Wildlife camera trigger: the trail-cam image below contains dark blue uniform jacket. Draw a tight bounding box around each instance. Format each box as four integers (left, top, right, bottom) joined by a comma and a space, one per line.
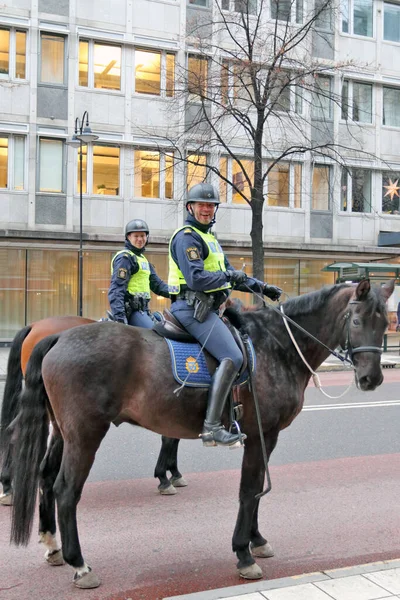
108, 240, 169, 322
170, 214, 265, 295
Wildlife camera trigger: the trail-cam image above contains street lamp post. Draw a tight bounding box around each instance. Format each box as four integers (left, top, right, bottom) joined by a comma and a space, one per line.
66, 111, 99, 317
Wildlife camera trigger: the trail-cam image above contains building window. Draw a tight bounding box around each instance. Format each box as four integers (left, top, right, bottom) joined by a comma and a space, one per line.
39, 138, 64, 193
40, 33, 65, 85
0, 136, 25, 190
232, 159, 253, 204
78, 40, 121, 91
312, 75, 332, 120
383, 86, 400, 127
76, 145, 120, 195
269, 71, 302, 113
188, 0, 208, 6
314, 0, 333, 30
219, 157, 228, 203
382, 172, 400, 214
342, 0, 373, 36
270, 0, 303, 22
135, 49, 175, 97
0, 28, 27, 80
134, 150, 173, 199
312, 165, 331, 210
341, 80, 372, 123
187, 154, 208, 188
341, 168, 372, 212
384, 2, 400, 42
267, 162, 302, 208
188, 55, 208, 100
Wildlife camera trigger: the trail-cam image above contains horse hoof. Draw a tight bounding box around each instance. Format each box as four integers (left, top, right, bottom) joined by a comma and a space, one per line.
251, 542, 274, 558
159, 484, 177, 495
46, 550, 64, 566
74, 570, 101, 589
170, 476, 188, 487
238, 563, 263, 579
0, 493, 13, 506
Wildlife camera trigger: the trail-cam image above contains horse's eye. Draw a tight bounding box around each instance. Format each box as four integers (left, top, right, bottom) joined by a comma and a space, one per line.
353, 318, 360, 326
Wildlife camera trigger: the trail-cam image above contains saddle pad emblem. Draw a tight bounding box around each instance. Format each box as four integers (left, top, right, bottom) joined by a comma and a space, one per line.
165, 338, 256, 389
186, 356, 199, 373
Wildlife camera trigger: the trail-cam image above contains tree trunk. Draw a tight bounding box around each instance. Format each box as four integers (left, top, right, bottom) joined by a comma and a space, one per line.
251, 123, 265, 284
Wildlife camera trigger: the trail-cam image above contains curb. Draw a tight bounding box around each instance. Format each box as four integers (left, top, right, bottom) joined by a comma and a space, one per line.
163, 558, 400, 600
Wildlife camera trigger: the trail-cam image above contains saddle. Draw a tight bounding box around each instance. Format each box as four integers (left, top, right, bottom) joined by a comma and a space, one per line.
154, 309, 248, 377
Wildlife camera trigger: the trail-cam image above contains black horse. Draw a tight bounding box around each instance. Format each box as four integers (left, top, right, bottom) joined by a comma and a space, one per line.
10, 280, 393, 590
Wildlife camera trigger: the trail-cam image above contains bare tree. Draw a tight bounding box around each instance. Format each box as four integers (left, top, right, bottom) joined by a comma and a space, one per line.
152, 0, 376, 280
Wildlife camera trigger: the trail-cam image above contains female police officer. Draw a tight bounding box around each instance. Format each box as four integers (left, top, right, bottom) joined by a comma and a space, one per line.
168, 183, 282, 447
108, 219, 170, 327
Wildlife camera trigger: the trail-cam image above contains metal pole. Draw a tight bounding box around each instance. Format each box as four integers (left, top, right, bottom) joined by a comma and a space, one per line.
79, 138, 83, 317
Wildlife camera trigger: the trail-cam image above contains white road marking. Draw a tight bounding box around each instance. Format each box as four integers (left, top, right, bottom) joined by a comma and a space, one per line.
303, 399, 400, 411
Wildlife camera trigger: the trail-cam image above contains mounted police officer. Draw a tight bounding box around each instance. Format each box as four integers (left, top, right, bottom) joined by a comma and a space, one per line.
109, 219, 170, 327
168, 183, 282, 447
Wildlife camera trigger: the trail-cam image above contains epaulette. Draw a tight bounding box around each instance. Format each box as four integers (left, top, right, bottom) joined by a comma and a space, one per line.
184, 228, 193, 234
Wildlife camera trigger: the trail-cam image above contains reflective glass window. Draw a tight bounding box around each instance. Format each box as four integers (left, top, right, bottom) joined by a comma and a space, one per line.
40, 33, 65, 84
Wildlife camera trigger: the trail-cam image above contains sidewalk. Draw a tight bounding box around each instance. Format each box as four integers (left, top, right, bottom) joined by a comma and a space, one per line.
164, 559, 400, 600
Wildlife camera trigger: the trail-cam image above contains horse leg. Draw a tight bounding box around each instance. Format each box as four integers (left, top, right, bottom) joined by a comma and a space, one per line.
167, 439, 188, 489
232, 432, 278, 580
249, 498, 274, 559
154, 436, 187, 495
54, 424, 109, 589
38, 427, 64, 566
0, 446, 13, 504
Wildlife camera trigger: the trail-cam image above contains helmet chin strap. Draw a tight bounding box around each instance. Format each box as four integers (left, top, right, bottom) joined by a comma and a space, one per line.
187, 203, 218, 228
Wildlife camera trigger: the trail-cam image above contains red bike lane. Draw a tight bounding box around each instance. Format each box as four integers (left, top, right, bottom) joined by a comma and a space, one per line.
1, 453, 399, 600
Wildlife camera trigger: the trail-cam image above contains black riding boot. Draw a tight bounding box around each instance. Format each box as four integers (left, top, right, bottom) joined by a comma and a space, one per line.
201, 358, 246, 447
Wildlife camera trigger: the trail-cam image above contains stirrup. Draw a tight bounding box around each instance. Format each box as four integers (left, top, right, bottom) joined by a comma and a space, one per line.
200, 425, 246, 448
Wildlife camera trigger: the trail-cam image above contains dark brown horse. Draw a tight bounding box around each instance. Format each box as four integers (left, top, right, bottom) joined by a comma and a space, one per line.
0, 316, 186, 505
10, 280, 393, 589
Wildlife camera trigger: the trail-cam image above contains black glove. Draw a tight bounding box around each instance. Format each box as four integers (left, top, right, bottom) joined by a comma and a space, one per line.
263, 284, 282, 301
228, 270, 248, 286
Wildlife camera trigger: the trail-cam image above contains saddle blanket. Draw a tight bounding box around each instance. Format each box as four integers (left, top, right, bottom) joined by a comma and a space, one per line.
165, 337, 256, 388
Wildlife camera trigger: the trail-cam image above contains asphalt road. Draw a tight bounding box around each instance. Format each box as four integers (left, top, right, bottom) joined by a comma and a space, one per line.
1, 372, 399, 600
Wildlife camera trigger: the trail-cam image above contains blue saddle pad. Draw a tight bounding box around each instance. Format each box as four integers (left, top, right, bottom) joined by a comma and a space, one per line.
165, 337, 256, 389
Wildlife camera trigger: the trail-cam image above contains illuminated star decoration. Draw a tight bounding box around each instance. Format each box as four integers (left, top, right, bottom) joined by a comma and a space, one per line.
383, 178, 400, 200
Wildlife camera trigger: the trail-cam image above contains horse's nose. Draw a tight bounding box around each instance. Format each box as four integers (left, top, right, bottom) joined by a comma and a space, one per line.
359, 373, 383, 391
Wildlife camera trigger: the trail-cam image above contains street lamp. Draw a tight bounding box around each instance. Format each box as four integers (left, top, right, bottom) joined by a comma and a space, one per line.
66, 111, 99, 317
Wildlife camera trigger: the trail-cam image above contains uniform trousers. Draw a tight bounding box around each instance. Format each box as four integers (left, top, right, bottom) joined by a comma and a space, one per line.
128, 310, 154, 328
170, 300, 243, 372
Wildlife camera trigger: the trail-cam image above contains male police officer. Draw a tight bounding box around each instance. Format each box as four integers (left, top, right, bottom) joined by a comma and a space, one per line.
169, 183, 282, 447
109, 219, 170, 327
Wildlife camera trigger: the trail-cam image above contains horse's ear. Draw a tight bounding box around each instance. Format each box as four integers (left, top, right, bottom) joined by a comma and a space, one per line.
355, 278, 371, 301
381, 279, 395, 301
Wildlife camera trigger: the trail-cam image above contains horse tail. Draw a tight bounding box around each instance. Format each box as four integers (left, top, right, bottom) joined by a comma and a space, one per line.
0, 325, 32, 455
11, 333, 60, 547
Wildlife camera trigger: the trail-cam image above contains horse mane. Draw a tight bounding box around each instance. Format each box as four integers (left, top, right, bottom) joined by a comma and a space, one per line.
225, 282, 387, 334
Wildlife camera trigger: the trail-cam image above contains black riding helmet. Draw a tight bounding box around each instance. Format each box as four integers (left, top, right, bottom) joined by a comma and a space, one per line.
186, 183, 220, 209
125, 219, 150, 246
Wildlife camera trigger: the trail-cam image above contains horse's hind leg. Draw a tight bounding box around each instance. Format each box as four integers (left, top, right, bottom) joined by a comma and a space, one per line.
39, 426, 64, 566
249, 498, 274, 559
54, 423, 109, 589
0, 447, 13, 504
154, 436, 187, 495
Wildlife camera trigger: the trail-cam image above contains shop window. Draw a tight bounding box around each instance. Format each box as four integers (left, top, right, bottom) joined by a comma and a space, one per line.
0, 248, 26, 340
39, 138, 64, 193
135, 49, 175, 97
79, 40, 121, 90
40, 33, 65, 85
0, 28, 26, 80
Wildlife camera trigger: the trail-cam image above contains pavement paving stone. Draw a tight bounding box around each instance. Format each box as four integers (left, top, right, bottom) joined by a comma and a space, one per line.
314, 574, 394, 600
365, 570, 400, 595
260, 582, 334, 599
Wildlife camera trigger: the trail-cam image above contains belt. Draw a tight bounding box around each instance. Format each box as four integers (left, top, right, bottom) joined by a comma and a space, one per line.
177, 290, 196, 303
